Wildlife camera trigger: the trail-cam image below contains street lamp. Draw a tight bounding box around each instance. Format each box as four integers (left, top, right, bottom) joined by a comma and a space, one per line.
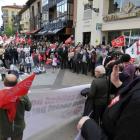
88, 0, 99, 13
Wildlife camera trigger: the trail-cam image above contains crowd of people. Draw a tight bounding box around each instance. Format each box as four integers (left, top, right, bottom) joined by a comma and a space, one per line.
0, 40, 131, 79
1, 38, 140, 140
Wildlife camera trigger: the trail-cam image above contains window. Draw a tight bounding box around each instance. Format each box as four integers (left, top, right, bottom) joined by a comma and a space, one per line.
3, 10, 8, 17
84, 4, 92, 10
11, 12, 15, 17
108, 0, 121, 14
109, 0, 140, 14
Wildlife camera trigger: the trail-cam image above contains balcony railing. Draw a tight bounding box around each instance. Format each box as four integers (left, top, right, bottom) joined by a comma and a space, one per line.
43, 15, 73, 29
4, 22, 8, 25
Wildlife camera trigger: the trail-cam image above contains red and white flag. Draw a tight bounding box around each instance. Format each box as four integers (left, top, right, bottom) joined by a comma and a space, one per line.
37, 53, 42, 62
14, 36, 19, 44
51, 44, 57, 50
111, 36, 125, 48
0, 73, 36, 122
125, 39, 140, 59
27, 38, 32, 44
65, 37, 72, 45
3, 34, 7, 42
20, 37, 25, 44
45, 58, 53, 65
46, 48, 50, 55
32, 50, 35, 59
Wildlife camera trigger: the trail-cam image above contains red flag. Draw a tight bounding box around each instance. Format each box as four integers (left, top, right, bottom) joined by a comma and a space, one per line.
20, 37, 25, 44
65, 37, 72, 45
130, 58, 135, 63
46, 48, 50, 55
3, 34, 7, 42
27, 38, 32, 44
43, 53, 46, 61
37, 53, 42, 62
51, 44, 57, 50
14, 36, 19, 44
32, 50, 35, 59
111, 36, 125, 48
45, 58, 53, 65
0, 73, 36, 122
16, 32, 18, 36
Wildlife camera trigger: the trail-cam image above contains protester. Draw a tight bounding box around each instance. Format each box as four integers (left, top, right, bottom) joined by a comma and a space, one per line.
39, 63, 46, 73
122, 56, 135, 86
19, 64, 25, 75
0, 63, 6, 81
80, 50, 89, 75
95, 50, 102, 67
83, 65, 108, 125
73, 49, 81, 74
77, 63, 140, 140
52, 55, 57, 73
60, 44, 67, 69
0, 74, 31, 140
25, 53, 33, 74
91, 51, 96, 76
68, 49, 74, 70
6, 61, 19, 78
33, 65, 40, 74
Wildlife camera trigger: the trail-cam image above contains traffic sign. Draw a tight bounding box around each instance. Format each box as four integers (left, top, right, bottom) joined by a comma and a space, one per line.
95, 39, 99, 44
96, 23, 102, 31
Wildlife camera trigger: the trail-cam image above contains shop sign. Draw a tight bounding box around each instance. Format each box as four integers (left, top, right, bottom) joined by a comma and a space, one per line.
103, 2, 140, 22
96, 23, 102, 31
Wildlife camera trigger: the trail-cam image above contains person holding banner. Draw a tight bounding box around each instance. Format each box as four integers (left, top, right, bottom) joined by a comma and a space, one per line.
0, 74, 32, 140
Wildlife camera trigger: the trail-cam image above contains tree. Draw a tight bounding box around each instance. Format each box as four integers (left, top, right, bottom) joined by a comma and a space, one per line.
4, 25, 14, 37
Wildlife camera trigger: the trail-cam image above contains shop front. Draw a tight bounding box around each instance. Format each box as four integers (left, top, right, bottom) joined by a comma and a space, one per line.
102, 0, 140, 47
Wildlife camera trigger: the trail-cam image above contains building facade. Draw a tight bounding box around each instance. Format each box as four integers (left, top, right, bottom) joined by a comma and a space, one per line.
75, 0, 140, 47
12, 14, 21, 34
1, 4, 24, 30
41, 0, 74, 42
26, 0, 42, 34
19, 5, 30, 34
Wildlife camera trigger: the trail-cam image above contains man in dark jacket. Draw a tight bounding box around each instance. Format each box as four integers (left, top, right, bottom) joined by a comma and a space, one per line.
10, 44, 17, 65
0, 74, 32, 140
4, 45, 10, 69
80, 50, 89, 75
73, 48, 81, 74
77, 64, 140, 140
83, 65, 108, 125
60, 44, 67, 69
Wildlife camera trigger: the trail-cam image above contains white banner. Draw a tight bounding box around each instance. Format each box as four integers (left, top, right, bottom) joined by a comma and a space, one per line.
23, 84, 90, 140
125, 39, 140, 58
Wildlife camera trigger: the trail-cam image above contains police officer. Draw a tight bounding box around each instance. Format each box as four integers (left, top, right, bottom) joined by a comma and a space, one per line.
77, 64, 140, 140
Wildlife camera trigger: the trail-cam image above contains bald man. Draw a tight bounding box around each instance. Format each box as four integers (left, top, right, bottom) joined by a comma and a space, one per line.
83, 66, 108, 125
0, 74, 32, 140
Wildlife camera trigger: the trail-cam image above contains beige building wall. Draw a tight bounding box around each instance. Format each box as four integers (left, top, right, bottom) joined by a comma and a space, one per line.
20, 8, 30, 33
75, 0, 140, 47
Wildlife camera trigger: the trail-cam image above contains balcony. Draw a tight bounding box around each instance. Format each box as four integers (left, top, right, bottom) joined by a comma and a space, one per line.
4, 22, 8, 25
3, 14, 8, 18
20, 28, 30, 33
25, 18, 30, 23
43, 15, 73, 30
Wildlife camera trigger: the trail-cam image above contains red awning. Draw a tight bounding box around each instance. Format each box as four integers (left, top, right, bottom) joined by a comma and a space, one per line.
25, 29, 40, 34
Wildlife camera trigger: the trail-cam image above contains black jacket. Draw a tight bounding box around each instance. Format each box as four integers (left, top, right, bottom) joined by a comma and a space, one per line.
10, 47, 17, 56
102, 57, 110, 67
80, 54, 89, 63
60, 47, 68, 58
82, 77, 140, 140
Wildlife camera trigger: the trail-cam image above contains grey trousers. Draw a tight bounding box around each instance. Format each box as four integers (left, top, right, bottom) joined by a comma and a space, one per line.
0, 132, 23, 140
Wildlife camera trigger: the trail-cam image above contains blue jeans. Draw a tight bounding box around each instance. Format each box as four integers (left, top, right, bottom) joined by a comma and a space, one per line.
27, 63, 31, 68
5, 59, 9, 69
95, 63, 101, 68
11, 55, 16, 64
18, 56, 21, 64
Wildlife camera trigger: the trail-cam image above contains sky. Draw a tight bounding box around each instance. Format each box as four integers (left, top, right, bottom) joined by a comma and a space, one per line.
0, 0, 27, 26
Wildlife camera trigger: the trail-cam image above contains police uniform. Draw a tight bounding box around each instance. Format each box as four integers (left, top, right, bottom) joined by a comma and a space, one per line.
81, 76, 140, 140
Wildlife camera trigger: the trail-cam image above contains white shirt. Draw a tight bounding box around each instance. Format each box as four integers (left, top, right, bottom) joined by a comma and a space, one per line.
25, 57, 33, 64
24, 47, 30, 55
102, 57, 106, 66
10, 64, 19, 72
